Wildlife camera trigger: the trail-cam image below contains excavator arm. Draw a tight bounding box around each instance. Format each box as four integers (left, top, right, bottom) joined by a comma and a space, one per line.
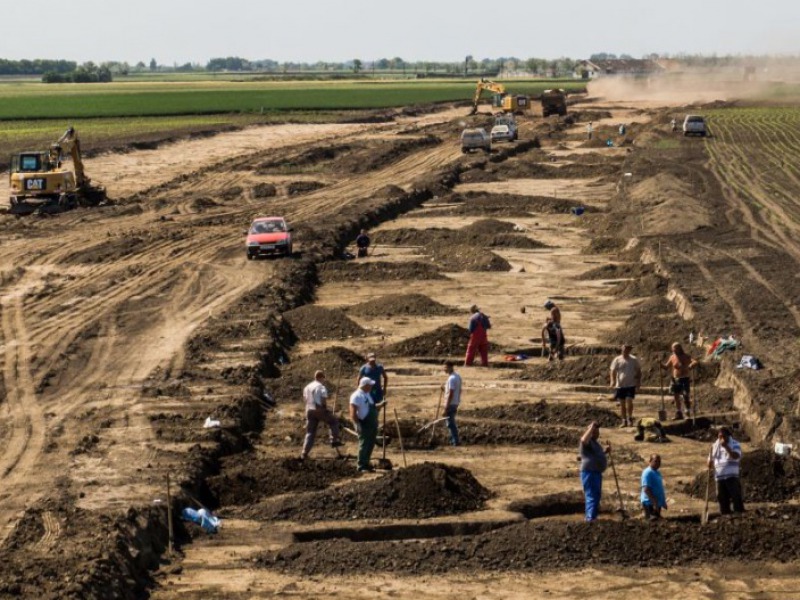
469, 78, 507, 115
51, 127, 89, 188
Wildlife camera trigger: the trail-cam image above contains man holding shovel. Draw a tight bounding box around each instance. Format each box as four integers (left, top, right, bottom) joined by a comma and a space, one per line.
579, 421, 610, 522
350, 377, 378, 473
441, 360, 462, 446
300, 371, 342, 460
707, 426, 745, 515
661, 342, 698, 420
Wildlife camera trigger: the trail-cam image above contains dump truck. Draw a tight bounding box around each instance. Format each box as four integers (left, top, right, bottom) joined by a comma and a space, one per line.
7, 127, 106, 215
541, 89, 568, 117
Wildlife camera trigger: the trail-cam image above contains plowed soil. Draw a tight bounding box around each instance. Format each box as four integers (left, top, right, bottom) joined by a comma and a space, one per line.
237, 463, 489, 522
319, 260, 445, 282
258, 505, 800, 576
461, 400, 620, 428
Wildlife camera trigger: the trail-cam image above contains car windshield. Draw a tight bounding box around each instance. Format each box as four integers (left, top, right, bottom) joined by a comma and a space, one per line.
251, 220, 285, 234
687, 116, 705, 123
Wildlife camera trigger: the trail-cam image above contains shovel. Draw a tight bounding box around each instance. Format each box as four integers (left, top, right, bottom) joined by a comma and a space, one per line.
658, 363, 668, 422
377, 397, 392, 470
608, 451, 629, 520
702, 467, 712, 525
690, 367, 697, 426
429, 389, 444, 446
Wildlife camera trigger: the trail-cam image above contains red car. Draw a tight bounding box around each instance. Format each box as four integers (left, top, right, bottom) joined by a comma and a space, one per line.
246, 216, 293, 259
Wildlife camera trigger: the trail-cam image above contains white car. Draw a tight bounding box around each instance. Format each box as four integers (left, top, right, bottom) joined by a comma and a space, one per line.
490, 124, 514, 143
682, 115, 707, 137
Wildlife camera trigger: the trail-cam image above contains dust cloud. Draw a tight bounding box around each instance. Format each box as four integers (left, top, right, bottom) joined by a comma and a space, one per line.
587, 68, 800, 107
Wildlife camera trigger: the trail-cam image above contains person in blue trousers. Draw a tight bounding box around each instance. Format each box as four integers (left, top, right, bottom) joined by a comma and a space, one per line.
580, 421, 610, 522
441, 360, 462, 446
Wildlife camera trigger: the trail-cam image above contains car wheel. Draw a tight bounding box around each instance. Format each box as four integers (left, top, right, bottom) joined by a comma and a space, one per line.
247, 253, 256, 260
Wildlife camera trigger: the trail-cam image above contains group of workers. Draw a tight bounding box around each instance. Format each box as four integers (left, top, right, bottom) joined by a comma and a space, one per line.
580, 420, 744, 522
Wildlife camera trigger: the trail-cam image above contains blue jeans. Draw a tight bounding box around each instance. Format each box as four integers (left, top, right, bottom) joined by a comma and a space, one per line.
581, 471, 603, 522
445, 405, 459, 446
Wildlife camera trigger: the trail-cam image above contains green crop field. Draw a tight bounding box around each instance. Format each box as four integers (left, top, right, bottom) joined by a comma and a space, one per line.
0, 79, 586, 120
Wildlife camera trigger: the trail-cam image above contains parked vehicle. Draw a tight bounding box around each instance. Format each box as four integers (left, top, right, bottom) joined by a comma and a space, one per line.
494, 115, 519, 140
246, 216, 293, 259
491, 124, 514, 143
682, 115, 707, 137
460, 128, 491, 153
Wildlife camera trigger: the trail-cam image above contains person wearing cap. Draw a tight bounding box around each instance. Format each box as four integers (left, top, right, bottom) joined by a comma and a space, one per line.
660, 342, 698, 420
441, 360, 462, 446
707, 426, 744, 515
300, 370, 342, 460
465, 305, 491, 367
349, 377, 378, 472
358, 352, 388, 406
609, 344, 642, 428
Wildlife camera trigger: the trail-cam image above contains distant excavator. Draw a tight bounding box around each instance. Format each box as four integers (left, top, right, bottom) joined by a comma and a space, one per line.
7, 127, 106, 215
469, 78, 530, 115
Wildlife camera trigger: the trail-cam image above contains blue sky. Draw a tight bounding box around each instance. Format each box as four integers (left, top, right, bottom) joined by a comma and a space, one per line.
2, 0, 797, 64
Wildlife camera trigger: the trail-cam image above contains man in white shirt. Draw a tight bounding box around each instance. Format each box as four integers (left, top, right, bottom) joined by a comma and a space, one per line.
349, 377, 378, 473
441, 361, 462, 446
300, 370, 342, 460
609, 344, 642, 428
707, 427, 744, 514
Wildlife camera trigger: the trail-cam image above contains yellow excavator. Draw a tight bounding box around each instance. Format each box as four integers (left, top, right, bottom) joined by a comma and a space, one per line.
469, 78, 530, 115
7, 127, 106, 215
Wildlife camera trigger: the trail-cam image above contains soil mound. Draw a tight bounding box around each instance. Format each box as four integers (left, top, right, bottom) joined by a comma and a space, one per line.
380, 224, 544, 250
206, 455, 354, 507
287, 181, 325, 196
348, 293, 459, 318
462, 400, 619, 428
683, 449, 800, 502
430, 192, 591, 218
613, 273, 669, 298
319, 261, 445, 283
431, 245, 512, 272
240, 462, 489, 522
578, 263, 655, 280
258, 505, 800, 575
283, 305, 366, 341
385, 324, 492, 357
252, 183, 278, 198
264, 346, 364, 402
603, 297, 691, 354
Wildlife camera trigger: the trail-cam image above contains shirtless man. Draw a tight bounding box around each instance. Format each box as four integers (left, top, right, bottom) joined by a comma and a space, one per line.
661, 342, 698, 420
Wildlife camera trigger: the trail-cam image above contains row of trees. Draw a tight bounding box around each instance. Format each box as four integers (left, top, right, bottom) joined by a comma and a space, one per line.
0, 59, 76, 75
42, 63, 113, 83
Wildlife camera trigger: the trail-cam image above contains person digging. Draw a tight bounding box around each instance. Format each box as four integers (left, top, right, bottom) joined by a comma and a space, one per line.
541, 316, 565, 361
300, 370, 343, 460
660, 342, 698, 420
609, 344, 642, 428
633, 417, 668, 443
441, 360, 462, 446
350, 377, 378, 473
640, 453, 668, 521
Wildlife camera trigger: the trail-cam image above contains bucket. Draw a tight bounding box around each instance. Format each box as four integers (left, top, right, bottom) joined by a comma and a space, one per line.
571, 206, 585, 216
774, 442, 793, 457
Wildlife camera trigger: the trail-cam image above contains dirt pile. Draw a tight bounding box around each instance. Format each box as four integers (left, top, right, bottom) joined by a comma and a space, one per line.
462, 400, 619, 428
380, 223, 545, 250
348, 293, 459, 317
264, 345, 364, 401
283, 305, 366, 341
684, 449, 800, 502
319, 261, 445, 283
206, 455, 354, 507
385, 324, 492, 357
238, 463, 489, 522
603, 297, 693, 355
257, 505, 800, 575
431, 244, 512, 272
578, 263, 656, 280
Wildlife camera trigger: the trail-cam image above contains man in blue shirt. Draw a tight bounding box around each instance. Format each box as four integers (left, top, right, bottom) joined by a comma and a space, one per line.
358, 353, 388, 405
640, 454, 667, 520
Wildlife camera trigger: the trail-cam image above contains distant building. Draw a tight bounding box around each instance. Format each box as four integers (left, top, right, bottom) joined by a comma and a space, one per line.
574, 59, 664, 79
